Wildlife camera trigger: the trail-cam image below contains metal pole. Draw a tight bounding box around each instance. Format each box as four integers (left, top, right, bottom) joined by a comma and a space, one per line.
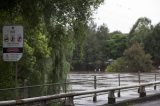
93, 76, 97, 102
15, 62, 18, 99
117, 74, 120, 97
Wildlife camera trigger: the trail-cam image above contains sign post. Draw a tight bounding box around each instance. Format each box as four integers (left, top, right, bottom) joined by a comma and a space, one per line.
3, 25, 23, 98
15, 62, 18, 98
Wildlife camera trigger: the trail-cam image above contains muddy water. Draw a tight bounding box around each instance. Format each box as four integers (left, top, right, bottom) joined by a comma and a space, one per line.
68, 73, 160, 106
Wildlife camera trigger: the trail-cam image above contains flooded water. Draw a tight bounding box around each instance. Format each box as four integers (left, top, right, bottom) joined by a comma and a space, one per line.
68, 72, 160, 106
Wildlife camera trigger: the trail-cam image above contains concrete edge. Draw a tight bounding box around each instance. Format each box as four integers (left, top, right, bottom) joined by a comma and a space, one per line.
103, 93, 160, 106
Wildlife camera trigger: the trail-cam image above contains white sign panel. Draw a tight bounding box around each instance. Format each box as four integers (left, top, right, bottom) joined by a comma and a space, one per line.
3, 25, 23, 61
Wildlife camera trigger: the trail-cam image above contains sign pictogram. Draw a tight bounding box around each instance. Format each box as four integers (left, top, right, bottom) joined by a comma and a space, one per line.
3, 25, 23, 61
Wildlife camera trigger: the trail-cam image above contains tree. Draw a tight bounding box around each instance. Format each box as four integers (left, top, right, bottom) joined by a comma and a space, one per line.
0, 0, 104, 100
124, 43, 153, 72
128, 17, 160, 66
106, 57, 126, 72
128, 17, 153, 46
105, 33, 128, 59
144, 23, 160, 65
72, 23, 110, 71
93, 24, 110, 69
106, 43, 154, 72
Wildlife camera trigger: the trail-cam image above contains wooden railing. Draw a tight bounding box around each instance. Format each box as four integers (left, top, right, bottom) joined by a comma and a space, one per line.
0, 81, 160, 106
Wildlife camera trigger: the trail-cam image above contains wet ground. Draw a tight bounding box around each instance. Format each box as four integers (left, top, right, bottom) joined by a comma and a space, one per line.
132, 100, 160, 106
68, 72, 160, 106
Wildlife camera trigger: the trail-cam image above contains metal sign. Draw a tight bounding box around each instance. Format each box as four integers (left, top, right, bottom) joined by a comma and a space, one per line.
3, 25, 23, 61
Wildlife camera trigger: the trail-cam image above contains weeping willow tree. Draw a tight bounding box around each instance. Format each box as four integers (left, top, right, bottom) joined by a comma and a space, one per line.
0, 0, 104, 100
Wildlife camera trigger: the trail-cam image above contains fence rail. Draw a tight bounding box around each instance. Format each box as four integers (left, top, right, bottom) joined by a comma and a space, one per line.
0, 72, 160, 106
0, 81, 160, 106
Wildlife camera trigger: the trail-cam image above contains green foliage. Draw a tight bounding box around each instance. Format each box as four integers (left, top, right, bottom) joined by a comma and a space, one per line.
128, 17, 152, 46
72, 23, 110, 70
105, 33, 128, 59
106, 17, 160, 72
144, 23, 160, 65
106, 57, 126, 72
128, 17, 160, 65
0, 0, 104, 100
72, 24, 128, 71
106, 43, 154, 72
72, 17, 160, 73
0, 62, 15, 100
124, 43, 153, 72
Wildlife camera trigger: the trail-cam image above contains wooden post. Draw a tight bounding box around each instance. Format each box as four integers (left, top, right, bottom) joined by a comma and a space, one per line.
93, 76, 97, 102
117, 74, 121, 97
42, 100, 47, 106
138, 71, 141, 84
154, 74, 157, 90
24, 79, 28, 98
65, 96, 74, 106
108, 90, 115, 104
138, 71, 141, 93
65, 79, 67, 93
139, 86, 146, 97
64, 79, 67, 103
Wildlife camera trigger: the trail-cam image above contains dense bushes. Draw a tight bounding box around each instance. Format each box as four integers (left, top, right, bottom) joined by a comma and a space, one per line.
106, 43, 154, 72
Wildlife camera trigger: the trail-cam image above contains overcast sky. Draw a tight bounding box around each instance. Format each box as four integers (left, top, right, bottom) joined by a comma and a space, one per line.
93, 0, 160, 33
